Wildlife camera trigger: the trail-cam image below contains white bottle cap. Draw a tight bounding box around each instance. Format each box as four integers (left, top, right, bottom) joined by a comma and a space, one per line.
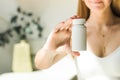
73, 19, 86, 24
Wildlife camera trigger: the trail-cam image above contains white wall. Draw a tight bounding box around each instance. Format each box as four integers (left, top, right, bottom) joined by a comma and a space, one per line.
0, 0, 78, 74
0, 0, 18, 74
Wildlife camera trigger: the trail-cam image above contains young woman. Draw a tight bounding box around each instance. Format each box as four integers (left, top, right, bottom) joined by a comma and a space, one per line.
35, 0, 120, 79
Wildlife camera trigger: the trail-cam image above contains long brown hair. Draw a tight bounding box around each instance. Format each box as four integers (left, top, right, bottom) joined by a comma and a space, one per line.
77, 0, 120, 19
112, 0, 120, 17
77, 0, 89, 19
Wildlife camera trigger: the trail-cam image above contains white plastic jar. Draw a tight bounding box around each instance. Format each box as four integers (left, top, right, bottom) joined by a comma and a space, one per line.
72, 18, 86, 51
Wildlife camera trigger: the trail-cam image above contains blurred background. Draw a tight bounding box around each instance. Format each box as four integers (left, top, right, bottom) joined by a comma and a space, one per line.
0, 0, 78, 79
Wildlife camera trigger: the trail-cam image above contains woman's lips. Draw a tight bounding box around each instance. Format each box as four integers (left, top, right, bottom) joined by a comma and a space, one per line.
89, 0, 103, 8
90, 0, 103, 3
90, 1, 103, 4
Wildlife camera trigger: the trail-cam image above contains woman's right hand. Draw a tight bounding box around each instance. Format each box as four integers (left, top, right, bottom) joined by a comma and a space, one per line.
43, 15, 80, 56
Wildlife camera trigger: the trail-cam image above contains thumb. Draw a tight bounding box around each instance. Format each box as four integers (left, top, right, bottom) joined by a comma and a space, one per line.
65, 43, 80, 56
71, 51, 80, 56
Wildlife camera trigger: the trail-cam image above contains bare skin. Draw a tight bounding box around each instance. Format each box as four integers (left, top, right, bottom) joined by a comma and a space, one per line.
35, 16, 80, 69
85, 0, 120, 57
35, 0, 120, 69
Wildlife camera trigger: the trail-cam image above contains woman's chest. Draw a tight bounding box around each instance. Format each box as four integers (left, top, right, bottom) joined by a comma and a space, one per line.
87, 30, 120, 57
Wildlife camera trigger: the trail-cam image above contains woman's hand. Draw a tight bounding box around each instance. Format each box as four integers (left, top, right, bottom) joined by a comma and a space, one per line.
43, 15, 80, 56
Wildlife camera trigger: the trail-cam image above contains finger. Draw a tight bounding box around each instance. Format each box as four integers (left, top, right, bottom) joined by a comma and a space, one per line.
63, 18, 73, 30
60, 23, 66, 31
65, 15, 80, 27
58, 21, 70, 31
66, 46, 80, 56
55, 21, 65, 32
76, 15, 81, 18
55, 15, 81, 33
65, 23, 72, 30
71, 51, 80, 56
70, 15, 78, 19
68, 27, 72, 32
56, 15, 77, 31
65, 18, 73, 24
64, 40, 80, 56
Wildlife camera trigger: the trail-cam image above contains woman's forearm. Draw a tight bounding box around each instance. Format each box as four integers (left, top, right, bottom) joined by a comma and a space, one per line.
35, 49, 56, 69
34, 45, 67, 69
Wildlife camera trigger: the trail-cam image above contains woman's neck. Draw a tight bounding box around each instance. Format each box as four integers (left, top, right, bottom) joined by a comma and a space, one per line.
87, 8, 116, 27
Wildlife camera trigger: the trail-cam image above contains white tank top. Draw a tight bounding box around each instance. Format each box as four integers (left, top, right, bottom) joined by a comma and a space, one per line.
75, 46, 120, 80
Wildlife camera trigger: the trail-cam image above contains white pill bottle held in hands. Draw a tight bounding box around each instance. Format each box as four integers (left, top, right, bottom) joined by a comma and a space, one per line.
72, 18, 86, 52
